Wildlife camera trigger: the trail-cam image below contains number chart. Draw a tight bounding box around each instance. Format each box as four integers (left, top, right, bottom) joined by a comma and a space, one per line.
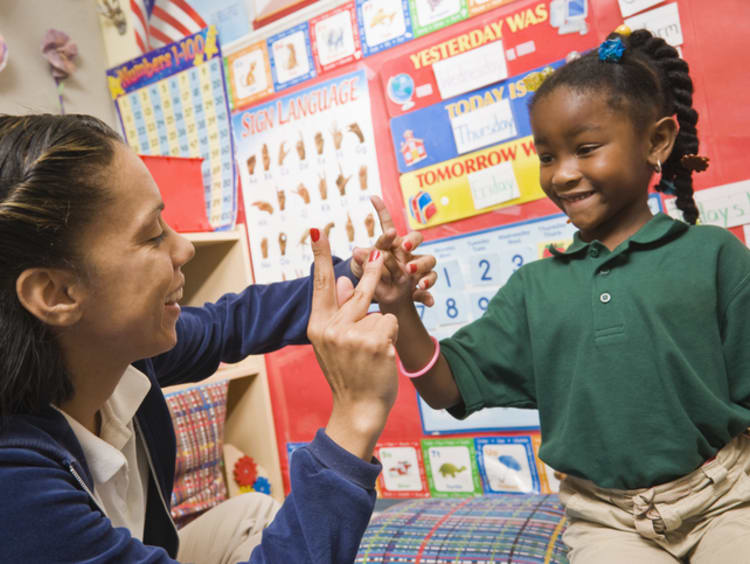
107, 27, 236, 231
416, 195, 663, 433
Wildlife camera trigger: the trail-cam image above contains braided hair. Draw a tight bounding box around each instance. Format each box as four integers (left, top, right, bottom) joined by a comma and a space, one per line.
530, 29, 700, 224
0, 114, 121, 418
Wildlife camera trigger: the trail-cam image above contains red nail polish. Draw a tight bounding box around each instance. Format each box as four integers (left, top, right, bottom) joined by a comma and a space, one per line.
421, 279, 430, 289
310, 228, 320, 242
409, 263, 417, 274
369, 250, 381, 262
403, 240, 413, 251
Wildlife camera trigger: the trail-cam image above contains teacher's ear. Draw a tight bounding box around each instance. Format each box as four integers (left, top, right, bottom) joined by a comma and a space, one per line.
16, 268, 84, 326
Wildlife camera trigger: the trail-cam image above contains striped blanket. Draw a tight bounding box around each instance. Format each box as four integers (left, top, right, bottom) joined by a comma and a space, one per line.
357, 494, 568, 563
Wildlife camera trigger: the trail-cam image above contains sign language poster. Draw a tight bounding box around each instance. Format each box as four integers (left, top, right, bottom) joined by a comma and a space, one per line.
232, 69, 383, 283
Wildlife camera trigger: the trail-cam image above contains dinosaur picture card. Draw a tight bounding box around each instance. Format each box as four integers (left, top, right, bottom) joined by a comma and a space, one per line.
421, 437, 482, 497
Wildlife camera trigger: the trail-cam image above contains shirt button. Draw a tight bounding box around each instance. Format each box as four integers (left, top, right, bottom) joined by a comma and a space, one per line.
589, 248, 600, 258
600, 269, 610, 276
600, 292, 612, 303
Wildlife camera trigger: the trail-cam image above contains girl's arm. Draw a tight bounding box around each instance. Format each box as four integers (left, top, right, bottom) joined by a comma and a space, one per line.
381, 290, 462, 410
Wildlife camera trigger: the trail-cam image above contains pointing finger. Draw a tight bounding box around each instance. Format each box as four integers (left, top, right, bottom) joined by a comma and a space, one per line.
308, 227, 336, 329
370, 195, 396, 235
339, 249, 383, 321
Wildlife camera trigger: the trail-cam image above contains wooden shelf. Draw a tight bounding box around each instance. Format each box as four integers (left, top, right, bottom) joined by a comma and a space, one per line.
163, 225, 284, 501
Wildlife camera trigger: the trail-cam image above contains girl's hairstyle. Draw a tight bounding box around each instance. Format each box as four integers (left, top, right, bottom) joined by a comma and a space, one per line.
530, 29, 701, 224
0, 114, 122, 418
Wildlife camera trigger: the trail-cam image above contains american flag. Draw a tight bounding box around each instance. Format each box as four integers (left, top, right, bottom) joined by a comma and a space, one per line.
130, 0, 208, 53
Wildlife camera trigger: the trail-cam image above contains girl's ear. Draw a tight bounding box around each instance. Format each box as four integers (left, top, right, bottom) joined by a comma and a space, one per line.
16, 268, 85, 327
647, 116, 678, 169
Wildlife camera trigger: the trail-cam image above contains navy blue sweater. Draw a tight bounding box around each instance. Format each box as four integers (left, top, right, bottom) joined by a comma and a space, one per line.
0, 260, 381, 563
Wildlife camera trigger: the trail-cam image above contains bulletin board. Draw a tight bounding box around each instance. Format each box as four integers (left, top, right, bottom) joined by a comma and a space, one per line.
222, 0, 750, 497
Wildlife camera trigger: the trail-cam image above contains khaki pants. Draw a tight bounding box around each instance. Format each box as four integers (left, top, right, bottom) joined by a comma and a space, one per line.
177, 492, 281, 564
559, 432, 750, 563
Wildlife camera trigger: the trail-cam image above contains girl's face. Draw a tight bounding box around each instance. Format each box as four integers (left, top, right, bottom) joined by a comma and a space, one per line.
72, 142, 195, 364
530, 86, 655, 249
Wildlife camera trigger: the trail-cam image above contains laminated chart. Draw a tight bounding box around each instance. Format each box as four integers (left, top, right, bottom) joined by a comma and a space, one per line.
107, 27, 236, 230
232, 69, 383, 283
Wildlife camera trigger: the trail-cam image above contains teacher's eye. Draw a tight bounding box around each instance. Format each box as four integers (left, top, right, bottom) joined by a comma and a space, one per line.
150, 231, 167, 245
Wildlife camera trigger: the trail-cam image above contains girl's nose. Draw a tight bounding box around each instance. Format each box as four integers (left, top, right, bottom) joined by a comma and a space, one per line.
552, 158, 582, 188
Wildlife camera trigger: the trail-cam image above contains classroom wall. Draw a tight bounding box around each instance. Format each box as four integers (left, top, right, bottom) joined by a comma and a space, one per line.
0, 0, 117, 128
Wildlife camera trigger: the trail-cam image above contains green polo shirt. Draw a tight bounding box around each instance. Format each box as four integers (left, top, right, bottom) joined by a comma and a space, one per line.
442, 213, 750, 489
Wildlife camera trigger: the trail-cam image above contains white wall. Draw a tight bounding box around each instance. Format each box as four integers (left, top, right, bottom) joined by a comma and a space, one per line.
0, 0, 117, 128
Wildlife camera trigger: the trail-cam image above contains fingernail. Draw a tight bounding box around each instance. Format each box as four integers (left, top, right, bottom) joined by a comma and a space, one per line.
369, 250, 381, 262
421, 279, 430, 289
310, 228, 320, 242
409, 263, 417, 274
403, 240, 413, 251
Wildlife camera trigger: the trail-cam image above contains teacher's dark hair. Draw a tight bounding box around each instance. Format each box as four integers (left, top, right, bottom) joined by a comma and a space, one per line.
0, 114, 121, 418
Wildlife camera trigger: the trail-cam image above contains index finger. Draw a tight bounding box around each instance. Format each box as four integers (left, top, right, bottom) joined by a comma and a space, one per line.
309, 228, 337, 322
370, 195, 396, 234
338, 249, 383, 321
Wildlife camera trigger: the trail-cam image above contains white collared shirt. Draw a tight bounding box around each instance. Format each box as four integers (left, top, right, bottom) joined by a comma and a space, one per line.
56, 365, 152, 539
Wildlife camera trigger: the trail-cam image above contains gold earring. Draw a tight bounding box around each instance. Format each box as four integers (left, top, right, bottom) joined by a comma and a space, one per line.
653, 159, 662, 174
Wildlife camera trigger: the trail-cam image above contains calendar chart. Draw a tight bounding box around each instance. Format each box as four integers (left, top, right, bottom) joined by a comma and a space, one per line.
107, 27, 236, 230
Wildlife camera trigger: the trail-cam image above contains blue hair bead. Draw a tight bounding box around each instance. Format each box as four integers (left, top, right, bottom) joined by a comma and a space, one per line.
598, 37, 626, 63
660, 180, 677, 195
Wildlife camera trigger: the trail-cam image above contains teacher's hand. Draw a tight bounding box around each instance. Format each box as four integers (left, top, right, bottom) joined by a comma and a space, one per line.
307, 227, 399, 461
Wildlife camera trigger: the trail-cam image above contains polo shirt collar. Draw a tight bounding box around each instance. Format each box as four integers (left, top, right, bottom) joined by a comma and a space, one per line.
549, 212, 687, 257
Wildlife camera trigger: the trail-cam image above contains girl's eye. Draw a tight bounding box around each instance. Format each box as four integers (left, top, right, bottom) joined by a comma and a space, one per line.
577, 145, 598, 156
538, 153, 554, 164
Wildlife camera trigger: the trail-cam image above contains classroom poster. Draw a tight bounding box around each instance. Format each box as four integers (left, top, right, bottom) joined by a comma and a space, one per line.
232, 69, 383, 283
107, 27, 237, 230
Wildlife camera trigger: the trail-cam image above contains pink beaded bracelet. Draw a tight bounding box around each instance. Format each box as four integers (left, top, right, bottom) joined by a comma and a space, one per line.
398, 336, 440, 379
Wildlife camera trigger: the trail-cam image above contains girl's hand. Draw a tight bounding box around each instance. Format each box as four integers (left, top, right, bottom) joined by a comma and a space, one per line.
307, 229, 400, 461
350, 196, 437, 308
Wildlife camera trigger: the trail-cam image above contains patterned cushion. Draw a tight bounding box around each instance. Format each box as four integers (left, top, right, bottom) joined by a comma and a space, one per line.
357, 494, 568, 563
164, 380, 229, 527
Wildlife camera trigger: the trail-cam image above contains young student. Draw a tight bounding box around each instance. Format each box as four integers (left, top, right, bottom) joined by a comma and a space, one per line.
0, 113, 434, 563
378, 28, 750, 563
